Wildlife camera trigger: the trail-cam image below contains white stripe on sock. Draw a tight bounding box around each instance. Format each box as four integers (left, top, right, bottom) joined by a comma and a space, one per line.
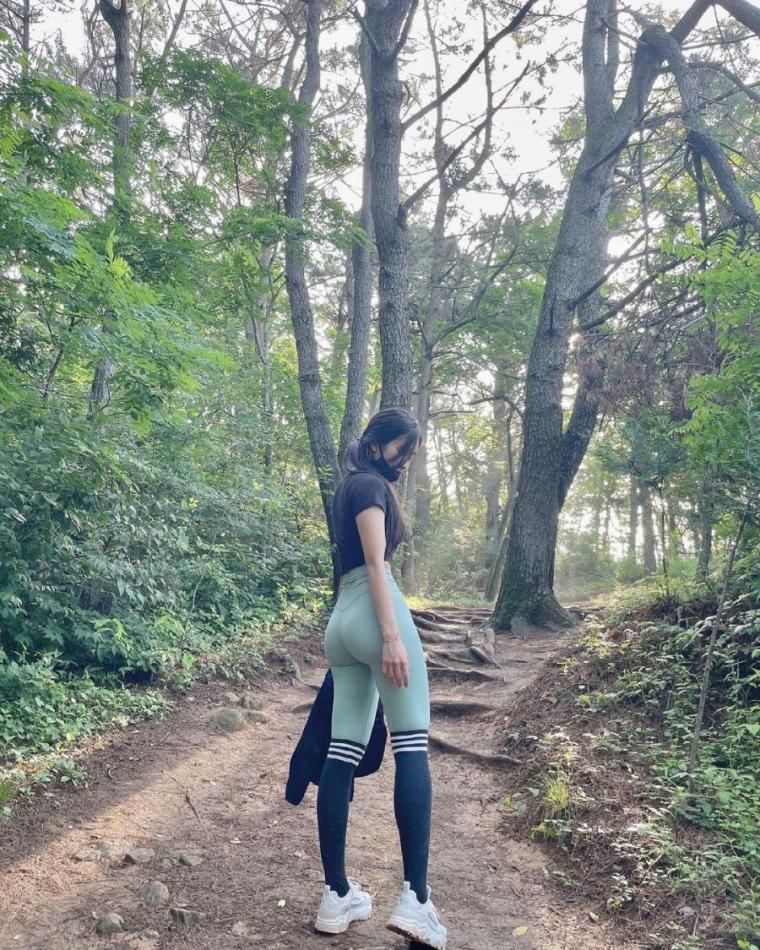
327, 751, 363, 765
328, 746, 363, 760
330, 741, 365, 754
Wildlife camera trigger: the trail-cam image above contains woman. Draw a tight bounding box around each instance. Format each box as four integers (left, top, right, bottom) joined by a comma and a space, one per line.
313, 408, 448, 950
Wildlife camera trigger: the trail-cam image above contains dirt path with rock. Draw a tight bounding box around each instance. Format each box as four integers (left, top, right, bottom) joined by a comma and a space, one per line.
0, 610, 626, 950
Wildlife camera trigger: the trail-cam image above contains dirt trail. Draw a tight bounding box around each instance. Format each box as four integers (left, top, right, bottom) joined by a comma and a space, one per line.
0, 613, 624, 950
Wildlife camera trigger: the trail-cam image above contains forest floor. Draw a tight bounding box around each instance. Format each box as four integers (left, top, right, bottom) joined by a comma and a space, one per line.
0, 608, 629, 950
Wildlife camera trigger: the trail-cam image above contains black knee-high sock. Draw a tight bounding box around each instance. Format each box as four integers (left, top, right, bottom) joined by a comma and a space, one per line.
391, 731, 431, 903
317, 740, 365, 897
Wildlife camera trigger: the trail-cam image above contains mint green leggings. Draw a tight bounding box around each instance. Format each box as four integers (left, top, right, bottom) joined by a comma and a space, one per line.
324, 565, 430, 746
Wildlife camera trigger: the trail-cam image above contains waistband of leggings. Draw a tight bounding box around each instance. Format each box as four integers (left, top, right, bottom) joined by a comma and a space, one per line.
340, 563, 394, 586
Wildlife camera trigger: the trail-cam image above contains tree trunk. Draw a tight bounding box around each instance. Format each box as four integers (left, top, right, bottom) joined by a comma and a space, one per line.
493, 154, 615, 629
493, 0, 760, 628
22, 0, 31, 59
433, 423, 449, 515
656, 487, 669, 588
400, 337, 434, 592
244, 244, 276, 472
99, 0, 132, 205
338, 30, 373, 467
591, 491, 603, 546
493, 0, 759, 627
485, 390, 509, 572
485, 432, 518, 602
698, 499, 713, 581
91, 0, 132, 417
365, 0, 416, 411
88, 358, 116, 416
283, 0, 340, 591
627, 475, 638, 560
640, 480, 657, 575
667, 498, 680, 558
493, 0, 709, 631
453, 441, 465, 516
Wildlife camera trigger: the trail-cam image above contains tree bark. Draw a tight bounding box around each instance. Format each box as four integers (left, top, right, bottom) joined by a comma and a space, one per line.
22, 0, 31, 58
627, 475, 638, 560
400, 338, 433, 592
244, 244, 276, 472
485, 388, 509, 572
667, 499, 679, 558
640, 480, 657, 575
493, 145, 617, 628
88, 358, 116, 416
338, 30, 373, 466
283, 0, 341, 591
90, 0, 133, 418
602, 498, 611, 556
99, 0, 133, 205
485, 437, 518, 603
433, 423, 449, 516
364, 0, 417, 411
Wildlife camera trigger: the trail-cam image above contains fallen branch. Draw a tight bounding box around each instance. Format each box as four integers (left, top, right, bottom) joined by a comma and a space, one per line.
162, 771, 204, 826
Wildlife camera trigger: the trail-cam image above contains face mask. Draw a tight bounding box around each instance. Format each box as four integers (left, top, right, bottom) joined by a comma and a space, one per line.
371, 451, 401, 483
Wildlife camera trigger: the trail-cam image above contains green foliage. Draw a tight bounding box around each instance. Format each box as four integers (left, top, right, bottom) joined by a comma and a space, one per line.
682, 235, 760, 512
555, 530, 616, 599
0, 44, 332, 766
553, 577, 758, 943
0, 653, 171, 760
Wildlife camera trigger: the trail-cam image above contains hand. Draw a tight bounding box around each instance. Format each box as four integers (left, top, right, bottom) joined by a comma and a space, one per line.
382, 635, 409, 688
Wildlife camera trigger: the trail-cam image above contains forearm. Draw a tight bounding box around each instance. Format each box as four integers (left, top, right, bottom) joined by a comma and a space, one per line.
365, 561, 400, 641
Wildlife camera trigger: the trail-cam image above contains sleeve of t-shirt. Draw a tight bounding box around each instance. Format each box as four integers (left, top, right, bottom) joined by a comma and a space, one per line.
347, 473, 387, 518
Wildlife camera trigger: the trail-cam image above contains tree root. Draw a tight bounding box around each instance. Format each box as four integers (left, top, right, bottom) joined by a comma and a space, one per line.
469, 644, 498, 665
426, 664, 501, 682
411, 615, 461, 633
428, 732, 521, 767
412, 609, 462, 624
425, 605, 493, 620
426, 646, 500, 668
418, 630, 464, 645
295, 679, 320, 692
429, 699, 496, 716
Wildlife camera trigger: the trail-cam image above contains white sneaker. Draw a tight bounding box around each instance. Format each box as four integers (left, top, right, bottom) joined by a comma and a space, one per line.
314, 878, 372, 934
386, 881, 447, 949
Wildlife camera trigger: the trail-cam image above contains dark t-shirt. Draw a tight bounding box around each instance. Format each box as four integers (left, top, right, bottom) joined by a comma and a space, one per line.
333, 470, 395, 575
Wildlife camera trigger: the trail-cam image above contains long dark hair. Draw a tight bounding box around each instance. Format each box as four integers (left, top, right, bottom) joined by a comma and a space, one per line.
342, 408, 421, 551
